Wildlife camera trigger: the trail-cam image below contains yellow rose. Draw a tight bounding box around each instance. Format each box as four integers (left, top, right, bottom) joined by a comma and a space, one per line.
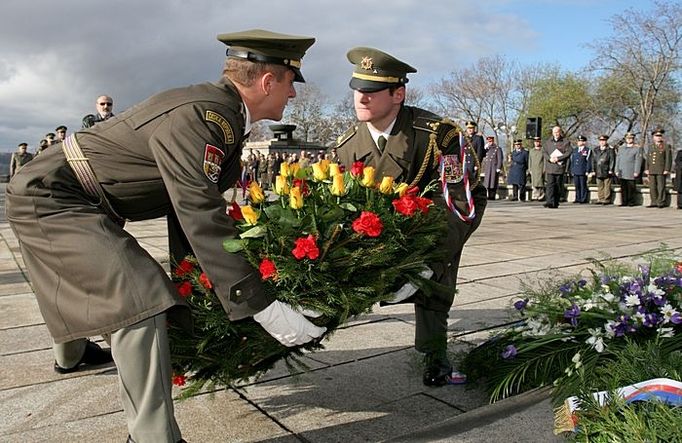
274, 175, 289, 195
289, 186, 304, 209
248, 181, 265, 204
395, 182, 409, 197
280, 162, 290, 177
329, 163, 342, 177
241, 205, 259, 225
330, 173, 345, 196
289, 162, 301, 177
312, 162, 328, 181
361, 166, 376, 187
379, 176, 394, 194
319, 159, 331, 172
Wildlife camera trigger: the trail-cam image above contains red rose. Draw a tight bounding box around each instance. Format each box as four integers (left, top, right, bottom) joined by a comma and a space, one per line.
292, 178, 310, 196
676, 262, 682, 274
227, 201, 243, 221
199, 272, 213, 289
350, 161, 364, 177
292, 234, 320, 260
175, 259, 194, 276
172, 374, 186, 386
259, 258, 278, 280
176, 281, 193, 297
415, 196, 433, 214
352, 211, 383, 237
392, 195, 419, 216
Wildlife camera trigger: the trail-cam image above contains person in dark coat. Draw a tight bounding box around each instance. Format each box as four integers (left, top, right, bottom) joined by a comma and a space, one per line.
507, 139, 528, 201
6, 30, 323, 442
570, 135, 592, 204
543, 125, 572, 208
674, 148, 682, 209
463, 121, 485, 176
591, 135, 616, 204
481, 135, 504, 199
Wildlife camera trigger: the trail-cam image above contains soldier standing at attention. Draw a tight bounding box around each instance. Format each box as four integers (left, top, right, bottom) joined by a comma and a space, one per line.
335, 47, 487, 387
6, 30, 325, 442
9, 143, 34, 177
569, 135, 592, 204
644, 127, 672, 208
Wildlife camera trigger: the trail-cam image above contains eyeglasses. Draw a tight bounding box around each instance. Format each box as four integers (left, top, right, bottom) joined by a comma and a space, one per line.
99, 102, 113, 106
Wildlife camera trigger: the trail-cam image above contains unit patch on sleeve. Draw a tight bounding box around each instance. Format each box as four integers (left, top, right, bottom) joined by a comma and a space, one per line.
205, 110, 234, 145
203, 144, 225, 183
442, 154, 463, 184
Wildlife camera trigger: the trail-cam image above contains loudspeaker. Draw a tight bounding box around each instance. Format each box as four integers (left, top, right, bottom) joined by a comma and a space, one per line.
525, 117, 542, 139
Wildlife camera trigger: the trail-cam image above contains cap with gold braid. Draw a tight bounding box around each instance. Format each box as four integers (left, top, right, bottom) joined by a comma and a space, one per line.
217, 29, 315, 83
347, 47, 416, 92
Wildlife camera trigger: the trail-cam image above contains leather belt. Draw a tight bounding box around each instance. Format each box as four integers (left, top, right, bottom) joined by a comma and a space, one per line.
62, 135, 126, 227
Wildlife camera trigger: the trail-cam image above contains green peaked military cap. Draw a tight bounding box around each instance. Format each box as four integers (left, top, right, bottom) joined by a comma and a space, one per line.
347, 47, 417, 92
217, 29, 315, 83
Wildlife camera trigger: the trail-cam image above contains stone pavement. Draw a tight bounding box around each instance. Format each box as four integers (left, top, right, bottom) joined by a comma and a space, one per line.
1, 191, 681, 442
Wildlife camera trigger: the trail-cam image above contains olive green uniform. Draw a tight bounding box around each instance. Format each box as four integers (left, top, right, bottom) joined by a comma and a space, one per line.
336, 106, 487, 357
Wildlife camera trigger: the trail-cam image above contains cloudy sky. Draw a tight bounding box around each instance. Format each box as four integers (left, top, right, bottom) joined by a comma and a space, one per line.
0, 0, 651, 151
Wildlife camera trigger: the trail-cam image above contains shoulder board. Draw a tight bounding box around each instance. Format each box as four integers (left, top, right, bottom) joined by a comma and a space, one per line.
336, 125, 357, 148
413, 115, 440, 133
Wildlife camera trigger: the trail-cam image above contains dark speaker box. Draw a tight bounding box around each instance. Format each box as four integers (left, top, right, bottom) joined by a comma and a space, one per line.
525, 117, 542, 139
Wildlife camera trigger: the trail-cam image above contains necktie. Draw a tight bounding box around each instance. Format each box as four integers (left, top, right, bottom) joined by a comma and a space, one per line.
377, 135, 387, 151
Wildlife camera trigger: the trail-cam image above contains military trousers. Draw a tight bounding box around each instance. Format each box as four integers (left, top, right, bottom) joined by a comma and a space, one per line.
573, 175, 588, 203
620, 179, 637, 206
596, 177, 612, 203
648, 174, 667, 207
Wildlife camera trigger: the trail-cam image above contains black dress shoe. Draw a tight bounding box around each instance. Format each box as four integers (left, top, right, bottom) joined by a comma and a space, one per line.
54, 340, 113, 374
422, 353, 451, 387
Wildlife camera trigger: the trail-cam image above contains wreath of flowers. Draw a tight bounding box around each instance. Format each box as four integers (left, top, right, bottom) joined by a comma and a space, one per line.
168, 159, 450, 397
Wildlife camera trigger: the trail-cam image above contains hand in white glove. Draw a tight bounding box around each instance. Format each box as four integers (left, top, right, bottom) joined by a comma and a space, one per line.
253, 300, 327, 347
386, 267, 434, 304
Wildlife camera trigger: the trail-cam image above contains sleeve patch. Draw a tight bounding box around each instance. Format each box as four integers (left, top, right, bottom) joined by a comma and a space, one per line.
205, 110, 234, 144
204, 144, 225, 183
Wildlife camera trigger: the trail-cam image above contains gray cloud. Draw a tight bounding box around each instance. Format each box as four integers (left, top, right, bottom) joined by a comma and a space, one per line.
0, 0, 536, 151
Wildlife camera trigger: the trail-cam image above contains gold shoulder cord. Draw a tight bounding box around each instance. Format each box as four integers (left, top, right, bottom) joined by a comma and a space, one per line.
408, 122, 440, 188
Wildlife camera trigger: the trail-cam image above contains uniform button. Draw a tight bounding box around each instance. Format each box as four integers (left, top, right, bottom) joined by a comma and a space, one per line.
235, 289, 242, 297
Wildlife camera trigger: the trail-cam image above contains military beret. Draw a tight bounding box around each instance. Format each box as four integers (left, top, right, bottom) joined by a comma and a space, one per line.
577, 135, 587, 141
598, 135, 608, 141
55, 125, 67, 132
347, 47, 416, 92
217, 29, 315, 83
465, 121, 477, 128
652, 127, 665, 136
18, 142, 28, 147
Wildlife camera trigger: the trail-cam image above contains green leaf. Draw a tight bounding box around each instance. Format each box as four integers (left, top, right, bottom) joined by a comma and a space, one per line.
320, 207, 345, 222
223, 239, 244, 253
240, 225, 267, 239
339, 202, 357, 212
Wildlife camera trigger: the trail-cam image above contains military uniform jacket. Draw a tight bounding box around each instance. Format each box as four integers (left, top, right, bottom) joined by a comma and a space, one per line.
543, 137, 572, 174
674, 149, 682, 192
570, 146, 592, 175
645, 143, 673, 175
507, 149, 528, 186
591, 147, 616, 178
9, 152, 33, 176
615, 145, 643, 180
336, 106, 487, 312
528, 148, 545, 187
6, 78, 272, 343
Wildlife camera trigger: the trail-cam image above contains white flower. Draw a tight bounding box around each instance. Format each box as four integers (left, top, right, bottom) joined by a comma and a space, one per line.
647, 283, 665, 297
571, 352, 582, 369
633, 311, 645, 325
600, 292, 616, 303
604, 320, 617, 338
624, 294, 641, 307
660, 304, 679, 324
621, 276, 633, 283
658, 327, 675, 338
586, 328, 606, 353
582, 299, 596, 311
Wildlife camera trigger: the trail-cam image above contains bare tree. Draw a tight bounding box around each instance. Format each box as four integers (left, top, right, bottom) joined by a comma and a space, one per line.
283, 83, 329, 143
587, 0, 682, 145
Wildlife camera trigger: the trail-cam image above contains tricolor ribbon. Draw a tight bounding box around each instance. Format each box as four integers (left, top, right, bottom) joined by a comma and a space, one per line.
440, 132, 476, 223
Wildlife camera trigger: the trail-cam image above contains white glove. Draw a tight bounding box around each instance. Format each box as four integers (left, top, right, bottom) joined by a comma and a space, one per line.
386, 267, 434, 304
253, 300, 327, 347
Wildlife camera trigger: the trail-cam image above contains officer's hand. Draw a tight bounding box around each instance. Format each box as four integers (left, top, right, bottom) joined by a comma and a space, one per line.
386, 267, 434, 304
253, 301, 326, 347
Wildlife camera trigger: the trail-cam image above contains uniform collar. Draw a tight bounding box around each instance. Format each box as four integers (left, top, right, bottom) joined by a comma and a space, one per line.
367, 119, 396, 147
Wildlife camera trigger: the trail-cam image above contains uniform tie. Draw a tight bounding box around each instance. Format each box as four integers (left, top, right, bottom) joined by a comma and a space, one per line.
377, 135, 387, 151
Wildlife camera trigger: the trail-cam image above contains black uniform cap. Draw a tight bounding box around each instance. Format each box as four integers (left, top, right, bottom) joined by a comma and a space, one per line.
217, 29, 315, 83
347, 47, 416, 92
55, 125, 67, 132
577, 135, 587, 141
18, 142, 28, 147
652, 127, 665, 136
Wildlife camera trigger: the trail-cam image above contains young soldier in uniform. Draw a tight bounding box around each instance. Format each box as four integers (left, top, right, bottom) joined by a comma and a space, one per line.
9, 143, 34, 177
6, 30, 325, 442
644, 127, 672, 208
335, 47, 487, 386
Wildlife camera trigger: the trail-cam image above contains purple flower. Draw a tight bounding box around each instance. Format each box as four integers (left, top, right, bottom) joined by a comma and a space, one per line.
564, 304, 581, 327
600, 274, 613, 285
577, 279, 587, 288
643, 312, 660, 328
613, 315, 636, 337
639, 264, 650, 282
501, 344, 517, 359
559, 282, 572, 296
514, 299, 528, 311
671, 312, 682, 325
